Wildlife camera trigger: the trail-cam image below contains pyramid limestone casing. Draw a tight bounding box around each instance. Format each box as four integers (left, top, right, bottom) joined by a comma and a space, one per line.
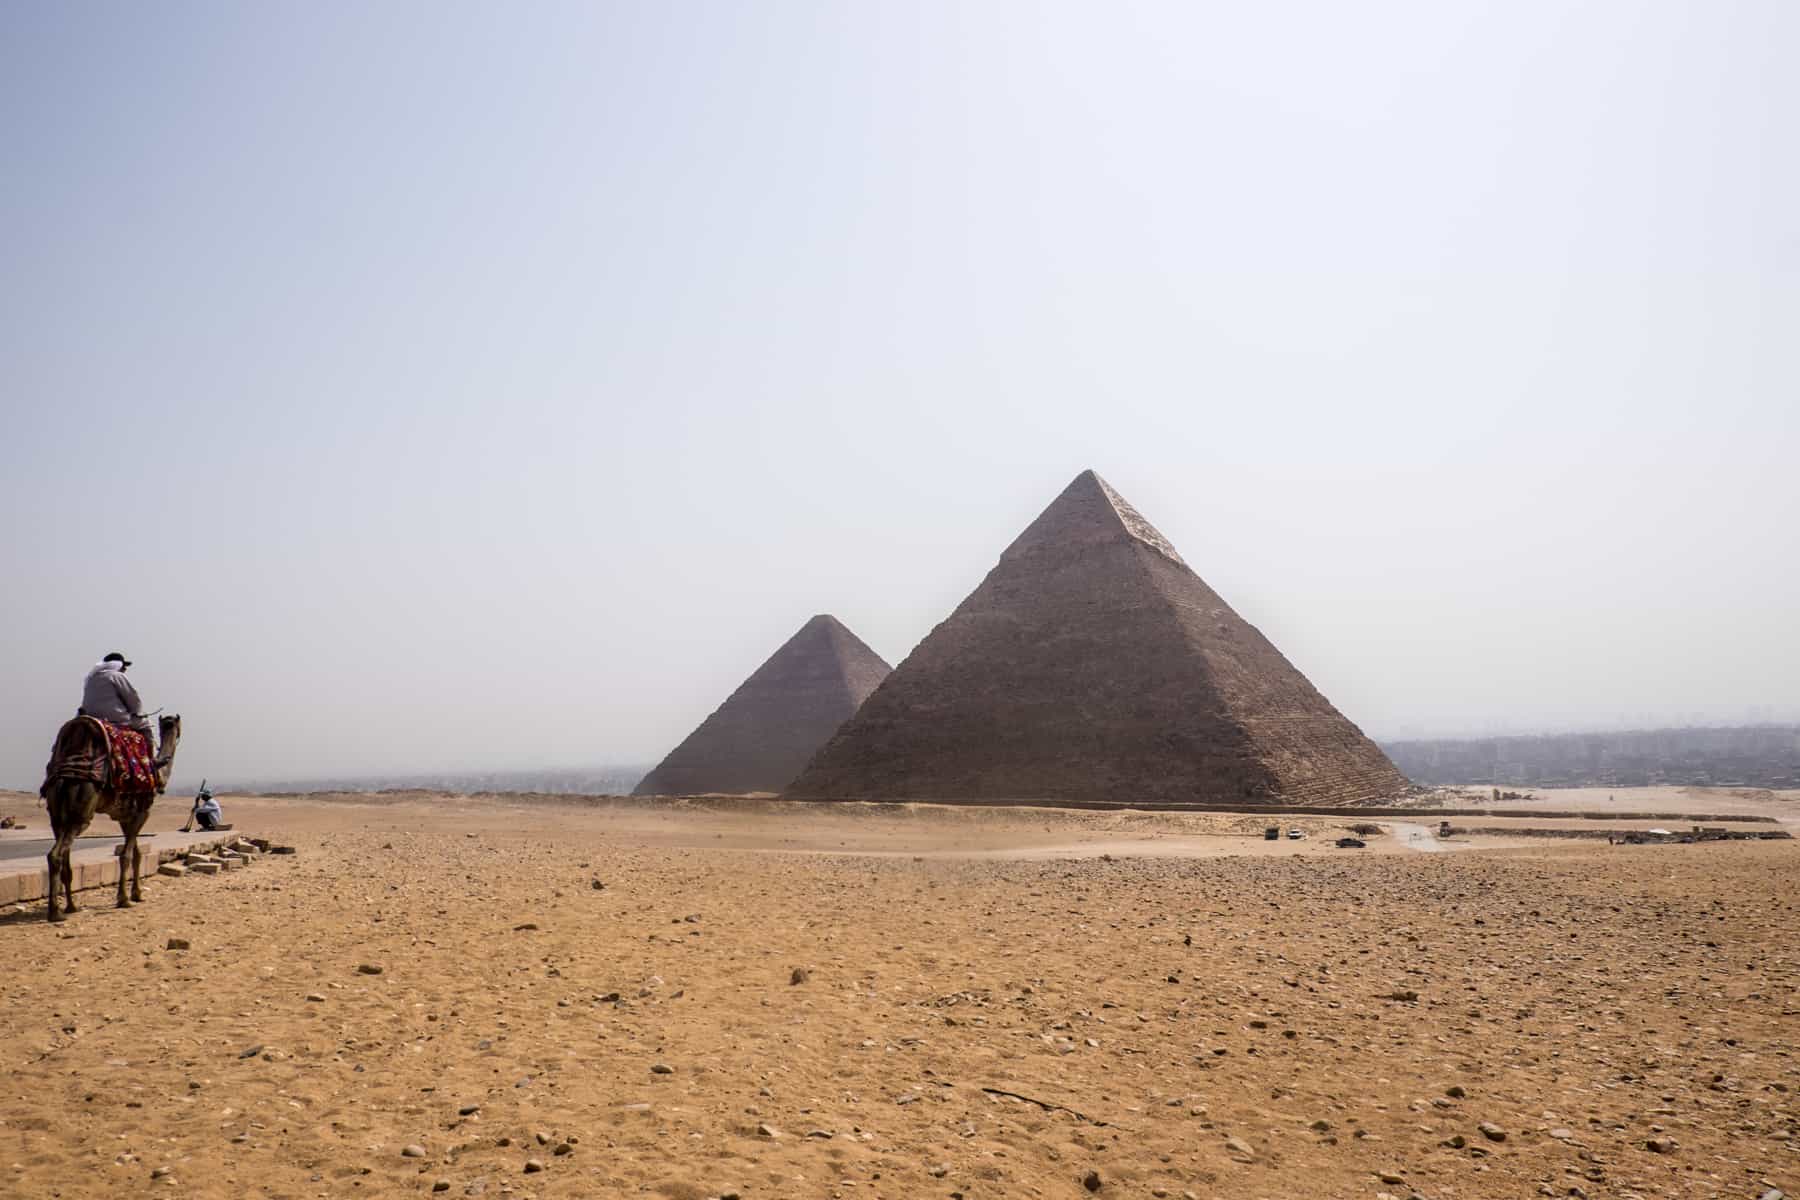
634, 615, 891, 796
786, 471, 1407, 805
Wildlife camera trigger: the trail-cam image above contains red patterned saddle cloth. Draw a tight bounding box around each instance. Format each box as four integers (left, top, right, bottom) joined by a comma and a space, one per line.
106, 724, 158, 795
44, 718, 157, 796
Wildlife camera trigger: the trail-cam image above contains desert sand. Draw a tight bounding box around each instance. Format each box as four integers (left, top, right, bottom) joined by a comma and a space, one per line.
1, 789, 1795, 1200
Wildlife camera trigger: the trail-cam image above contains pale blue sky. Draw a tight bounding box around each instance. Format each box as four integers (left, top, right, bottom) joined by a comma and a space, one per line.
3, 1, 1796, 788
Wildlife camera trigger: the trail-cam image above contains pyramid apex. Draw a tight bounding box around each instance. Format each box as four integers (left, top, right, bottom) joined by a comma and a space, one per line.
1012, 470, 1185, 568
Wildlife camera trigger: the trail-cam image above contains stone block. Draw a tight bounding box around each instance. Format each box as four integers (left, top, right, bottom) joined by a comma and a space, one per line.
158, 863, 187, 878
188, 861, 221, 876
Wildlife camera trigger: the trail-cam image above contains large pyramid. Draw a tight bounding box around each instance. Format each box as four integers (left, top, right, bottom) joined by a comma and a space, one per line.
634, 614, 892, 796
786, 471, 1407, 806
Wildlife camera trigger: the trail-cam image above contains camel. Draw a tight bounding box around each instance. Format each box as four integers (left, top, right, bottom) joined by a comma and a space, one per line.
41, 713, 182, 922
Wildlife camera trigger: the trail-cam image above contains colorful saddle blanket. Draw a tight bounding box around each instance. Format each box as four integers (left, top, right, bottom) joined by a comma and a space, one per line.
44, 717, 157, 796
106, 724, 159, 795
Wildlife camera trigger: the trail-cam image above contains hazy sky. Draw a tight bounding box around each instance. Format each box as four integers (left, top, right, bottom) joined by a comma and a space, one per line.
4, 1, 1796, 789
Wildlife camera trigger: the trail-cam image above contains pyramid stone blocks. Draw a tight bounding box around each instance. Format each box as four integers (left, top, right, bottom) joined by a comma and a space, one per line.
785, 471, 1406, 806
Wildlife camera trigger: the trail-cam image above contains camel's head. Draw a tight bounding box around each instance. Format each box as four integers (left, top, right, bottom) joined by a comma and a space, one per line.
153, 714, 182, 793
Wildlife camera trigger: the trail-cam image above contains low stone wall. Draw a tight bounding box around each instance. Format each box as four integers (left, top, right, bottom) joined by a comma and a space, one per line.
0, 836, 233, 905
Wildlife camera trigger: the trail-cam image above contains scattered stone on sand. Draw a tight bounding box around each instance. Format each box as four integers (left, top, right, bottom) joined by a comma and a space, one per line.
790, 966, 810, 985
1083, 1168, 1103, 1191
402, 1144, 427, 1158
1645, 1137, 1677, 1153
165, 937, 189, 951
237, 1045, 264, 1059
1478, 1122, 1508, 1142
650, 1062, 674, 1074
433, 1182, 450, 1193
357, 963, 384, 975
458, 1103, 480, 1116
757, 1123, 782, 1138
522, 1158, 544, 1173
6, 789, 1796, 1200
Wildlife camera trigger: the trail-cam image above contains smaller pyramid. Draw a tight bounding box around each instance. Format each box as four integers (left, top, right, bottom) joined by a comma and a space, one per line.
633, 615, 892, 796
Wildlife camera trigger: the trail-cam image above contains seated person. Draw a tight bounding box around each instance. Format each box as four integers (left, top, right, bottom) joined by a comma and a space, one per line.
194, 788, 224, 831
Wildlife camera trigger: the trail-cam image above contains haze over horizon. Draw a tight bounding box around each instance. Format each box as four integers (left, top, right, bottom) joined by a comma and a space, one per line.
4, 2, 1796, 791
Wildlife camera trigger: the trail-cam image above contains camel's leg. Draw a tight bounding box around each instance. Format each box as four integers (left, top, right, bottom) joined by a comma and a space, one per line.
45, 784, 81, 928
45, 840, 63, 923
61, 842, 77, 915
116, 816, 134, 908
126, 807, 147, 904
60, 781, 100, 917
45, 782, 67, 922
42, 767, 104, 921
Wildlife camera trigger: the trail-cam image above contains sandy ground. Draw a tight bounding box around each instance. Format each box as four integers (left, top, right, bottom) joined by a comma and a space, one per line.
1, 789, 1795, 1200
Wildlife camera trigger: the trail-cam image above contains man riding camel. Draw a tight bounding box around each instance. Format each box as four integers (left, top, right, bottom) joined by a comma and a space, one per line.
79, 652, 155, 754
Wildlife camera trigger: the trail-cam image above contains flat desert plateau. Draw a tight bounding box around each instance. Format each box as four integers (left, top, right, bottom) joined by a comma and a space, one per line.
1, 789, 1795, 1200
